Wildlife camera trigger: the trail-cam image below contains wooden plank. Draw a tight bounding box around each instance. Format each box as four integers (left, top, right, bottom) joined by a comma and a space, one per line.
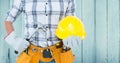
72, 0, 82, 63
96, 0, 108, 63
8, 0, 16, 63
82, 0, 95, 63
0, 0, 10, 63
108, 0, 119, 63
0, 0, 2, 62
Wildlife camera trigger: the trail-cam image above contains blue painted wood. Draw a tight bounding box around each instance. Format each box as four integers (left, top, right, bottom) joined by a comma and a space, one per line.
0, 0, 11, 63
96, 0, 108, 63
72, 0, 82, 63
9, 0, 16, 63
108, 0, 119, 63
82, 0, 96, 63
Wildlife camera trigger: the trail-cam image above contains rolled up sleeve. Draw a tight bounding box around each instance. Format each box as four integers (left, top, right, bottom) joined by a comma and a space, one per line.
5, 0, 24, 23
65, 0, 75, 16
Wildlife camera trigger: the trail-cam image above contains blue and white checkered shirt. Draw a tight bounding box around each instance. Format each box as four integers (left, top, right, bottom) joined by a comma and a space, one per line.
5, 0, 75, 47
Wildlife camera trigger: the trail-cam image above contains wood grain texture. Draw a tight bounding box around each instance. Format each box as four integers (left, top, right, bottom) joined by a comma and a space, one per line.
96, 0, 108, 63
72, 0, 82, 63
108, 0, 119, 63
82, 0, 95, 63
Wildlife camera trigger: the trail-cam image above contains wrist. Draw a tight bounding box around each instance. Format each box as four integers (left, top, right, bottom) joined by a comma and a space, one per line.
4, 31, 16, 43
4, 31, 14, 39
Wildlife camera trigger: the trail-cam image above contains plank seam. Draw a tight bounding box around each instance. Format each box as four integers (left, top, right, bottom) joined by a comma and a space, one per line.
94, 0, 96, 63
106, 0, 108, 63
119, 0, 120, 63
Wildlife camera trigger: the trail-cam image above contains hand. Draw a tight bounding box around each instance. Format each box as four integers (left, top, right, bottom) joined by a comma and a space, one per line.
5, 31, 30, 54
62, 36, 81, 47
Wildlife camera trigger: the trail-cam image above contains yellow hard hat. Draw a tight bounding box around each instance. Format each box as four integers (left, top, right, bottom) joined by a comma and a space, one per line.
55, 16, 86, 40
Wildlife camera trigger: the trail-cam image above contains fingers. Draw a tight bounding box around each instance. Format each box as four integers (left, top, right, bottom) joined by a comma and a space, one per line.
63, 37, 68, 46
67, 36, 73, 47
63, 36, 81, 48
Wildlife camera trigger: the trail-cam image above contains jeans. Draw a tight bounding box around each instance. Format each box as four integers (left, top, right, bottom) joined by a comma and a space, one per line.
39, 60, 55, 63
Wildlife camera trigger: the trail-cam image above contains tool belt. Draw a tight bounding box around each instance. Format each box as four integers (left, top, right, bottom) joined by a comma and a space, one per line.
16, 42, 75, 63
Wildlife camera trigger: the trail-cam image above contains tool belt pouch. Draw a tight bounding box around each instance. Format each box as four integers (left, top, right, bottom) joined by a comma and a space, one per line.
60, 49, 75, 63
28, 47, 40, 63
43, 49, 52, 58
16, 52, 31, 63
30, 53, 40, 63
40, 49, 54, 62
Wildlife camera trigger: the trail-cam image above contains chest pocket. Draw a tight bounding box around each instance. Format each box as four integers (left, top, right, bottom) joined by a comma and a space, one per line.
24, 0, 69, 15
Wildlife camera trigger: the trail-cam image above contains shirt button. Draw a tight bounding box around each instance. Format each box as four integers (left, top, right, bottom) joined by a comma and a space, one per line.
33, 24, 38, 28
46, 3, 48, 5
47, 39, 49, 41
46, 14, 48, 16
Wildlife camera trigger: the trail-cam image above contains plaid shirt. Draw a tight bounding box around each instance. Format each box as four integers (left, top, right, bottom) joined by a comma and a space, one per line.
5, 0, 75, 47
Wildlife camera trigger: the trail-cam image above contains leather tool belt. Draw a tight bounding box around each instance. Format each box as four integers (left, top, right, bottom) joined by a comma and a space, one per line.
16, 42, 75, 63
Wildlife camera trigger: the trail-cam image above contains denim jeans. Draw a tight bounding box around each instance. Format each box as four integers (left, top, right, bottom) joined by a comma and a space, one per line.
39, 60, 55, 63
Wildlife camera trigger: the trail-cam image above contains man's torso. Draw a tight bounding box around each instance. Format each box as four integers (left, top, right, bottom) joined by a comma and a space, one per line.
23, 0, 70, 47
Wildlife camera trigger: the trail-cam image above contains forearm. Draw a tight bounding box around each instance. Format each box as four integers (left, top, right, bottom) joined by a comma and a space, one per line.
4, 21, 14, 35
4, 21, 30, 54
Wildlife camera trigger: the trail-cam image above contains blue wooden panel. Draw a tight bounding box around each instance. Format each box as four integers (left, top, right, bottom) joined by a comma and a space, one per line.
0, 0, 11, 63
8, 0, 16, 63
82, 0, 95, 63
72, 0, 82, 63
108, 0, 119, 63
96, 0, 108, 63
